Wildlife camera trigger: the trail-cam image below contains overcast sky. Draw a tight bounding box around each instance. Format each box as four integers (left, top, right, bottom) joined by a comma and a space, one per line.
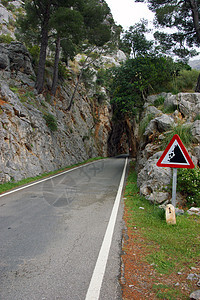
105, 0, 154, 30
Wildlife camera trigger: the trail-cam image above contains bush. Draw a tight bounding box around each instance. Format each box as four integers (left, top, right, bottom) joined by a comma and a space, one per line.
162, 123, 193, 148
177, 167, 200, 207
194, 114, 200, 121
154, 96, 165, 107
139, 113, 154, 137
44, 113, 58, 132
28, 45, 40, 66
1, 0, 10, 7
58, 63, 70, 80
175, 69, 199, 92
0, 34, 14, 44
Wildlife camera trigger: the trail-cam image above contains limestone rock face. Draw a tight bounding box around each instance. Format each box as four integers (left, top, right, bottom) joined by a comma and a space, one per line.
137, 152, 172, 204
137, 92, 200, 205
164, 93, 178, 108
190, 290, 200, 300
178, 93, 200, 119
0, 42, 35, 76
0, 79, 112, 183
0, 1, 22, 38
155, 114, 174, 132
192, 120, 200, 143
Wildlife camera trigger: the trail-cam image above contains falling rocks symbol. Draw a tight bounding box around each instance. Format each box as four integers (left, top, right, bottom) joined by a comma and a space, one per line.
168, 145, 187, 164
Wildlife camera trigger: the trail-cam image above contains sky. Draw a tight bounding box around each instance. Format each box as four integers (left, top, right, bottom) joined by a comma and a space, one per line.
104, 0, 200, 61
105, 0, 154, 30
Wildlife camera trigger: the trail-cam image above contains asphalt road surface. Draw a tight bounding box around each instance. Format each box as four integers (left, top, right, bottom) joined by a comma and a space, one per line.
0, 157, 128, 300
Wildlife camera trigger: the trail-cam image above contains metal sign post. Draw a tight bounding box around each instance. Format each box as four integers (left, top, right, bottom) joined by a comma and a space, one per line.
172, 168, 177, 207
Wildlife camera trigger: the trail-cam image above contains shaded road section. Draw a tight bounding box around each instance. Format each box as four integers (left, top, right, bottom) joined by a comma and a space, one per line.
0, 158, 128, 300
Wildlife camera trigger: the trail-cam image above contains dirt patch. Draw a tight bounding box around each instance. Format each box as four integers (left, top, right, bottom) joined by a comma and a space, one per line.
0, 98, 7, 106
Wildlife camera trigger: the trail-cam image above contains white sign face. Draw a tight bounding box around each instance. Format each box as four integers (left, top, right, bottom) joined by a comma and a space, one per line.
161, 140, 189, 166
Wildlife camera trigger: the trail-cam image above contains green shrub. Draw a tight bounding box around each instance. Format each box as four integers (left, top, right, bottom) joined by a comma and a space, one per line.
177, 167, 200, 207
1, 0, 11, 7
19, 91, 35, 103
154, 96, 165, 107
163, 104, 177, 114
139, 113, 154, 137
28, 45, 40, 66
58, 63, 70, 80
45, 93, 51, 103
44, 113, 58, 132
96, 92, 106, 104
10, 86, 19, 93
7, 3, 15, 12
175, 69, 199, 92
162, 123, 193, 148
194, 114, 200, 121
0, 34, 14, 44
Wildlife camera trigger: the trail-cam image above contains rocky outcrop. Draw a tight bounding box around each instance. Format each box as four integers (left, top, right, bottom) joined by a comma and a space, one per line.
178, 93, 200, 119
0, 42, 34, 76
137, 93, 200, 206
0, 1, 22, 39
137, 152, 171, 204
0, 42, 113, 183
0, 80, 112, 183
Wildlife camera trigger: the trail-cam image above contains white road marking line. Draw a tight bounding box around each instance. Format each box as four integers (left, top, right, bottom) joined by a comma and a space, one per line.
0, 160, 102, 198
85, 157, 128, 300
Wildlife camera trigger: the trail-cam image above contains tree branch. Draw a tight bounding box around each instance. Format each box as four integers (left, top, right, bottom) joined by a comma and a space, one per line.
66, 47, 104, 111
187, 0, 200, 43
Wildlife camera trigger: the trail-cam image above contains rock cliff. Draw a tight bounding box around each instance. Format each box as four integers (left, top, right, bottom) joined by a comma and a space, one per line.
136, 92, 200, 206
0, 42, 114, 183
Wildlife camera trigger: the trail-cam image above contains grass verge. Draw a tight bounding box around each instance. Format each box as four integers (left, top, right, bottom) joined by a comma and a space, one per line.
123, 161, 200, 299
0, 157, 104, 195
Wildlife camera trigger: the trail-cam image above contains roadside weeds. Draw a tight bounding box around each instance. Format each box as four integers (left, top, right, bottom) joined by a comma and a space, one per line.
121, 161, 200, 300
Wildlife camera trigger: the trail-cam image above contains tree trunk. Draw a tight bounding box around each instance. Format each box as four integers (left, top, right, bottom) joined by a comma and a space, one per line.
66, 47, 98, 111
188, 0, 200, 43
51, 35, 61, 96
35, 6, 50, 94
195, 73, 200, 92
66, 71, 83, 111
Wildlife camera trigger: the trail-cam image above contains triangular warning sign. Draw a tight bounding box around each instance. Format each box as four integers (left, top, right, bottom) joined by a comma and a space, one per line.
157, 134, 195, 169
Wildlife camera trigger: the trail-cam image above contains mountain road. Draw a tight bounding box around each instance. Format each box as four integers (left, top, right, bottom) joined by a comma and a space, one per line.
0, 157, 128, 300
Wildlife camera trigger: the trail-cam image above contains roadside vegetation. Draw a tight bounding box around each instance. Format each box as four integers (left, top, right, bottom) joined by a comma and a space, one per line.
0, 157, 104, 195
122, 162, 200, 299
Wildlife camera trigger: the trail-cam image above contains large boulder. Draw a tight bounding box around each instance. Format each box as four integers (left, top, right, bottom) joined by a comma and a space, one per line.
164, 93, 178, 109
178, 93, 200, 119
145, 105, 162, 118
137, 152, 172, 204
0, 42, 35, 81
191, 120, 200, 143
155, 114, 174, 132
0, 45, 10, 70
193, 146, 200, 166
144, 114, 174, 139
8, 42, 35, 75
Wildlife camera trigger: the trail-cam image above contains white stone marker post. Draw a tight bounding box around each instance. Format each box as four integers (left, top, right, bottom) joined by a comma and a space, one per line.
165, 204, 176, 225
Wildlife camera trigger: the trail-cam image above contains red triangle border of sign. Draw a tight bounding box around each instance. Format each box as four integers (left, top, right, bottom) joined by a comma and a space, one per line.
156, 134, 195, 169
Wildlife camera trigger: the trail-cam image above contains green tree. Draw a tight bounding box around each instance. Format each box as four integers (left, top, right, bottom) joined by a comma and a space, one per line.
120, 19, 153, 57
135, 0, 200, 89
17, 0, 79, 94
17, 0, 112, 96
109, 55, 178, 118
50, 7, 84, 95
66, 0, 112, 110
31, 0, 55, 94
